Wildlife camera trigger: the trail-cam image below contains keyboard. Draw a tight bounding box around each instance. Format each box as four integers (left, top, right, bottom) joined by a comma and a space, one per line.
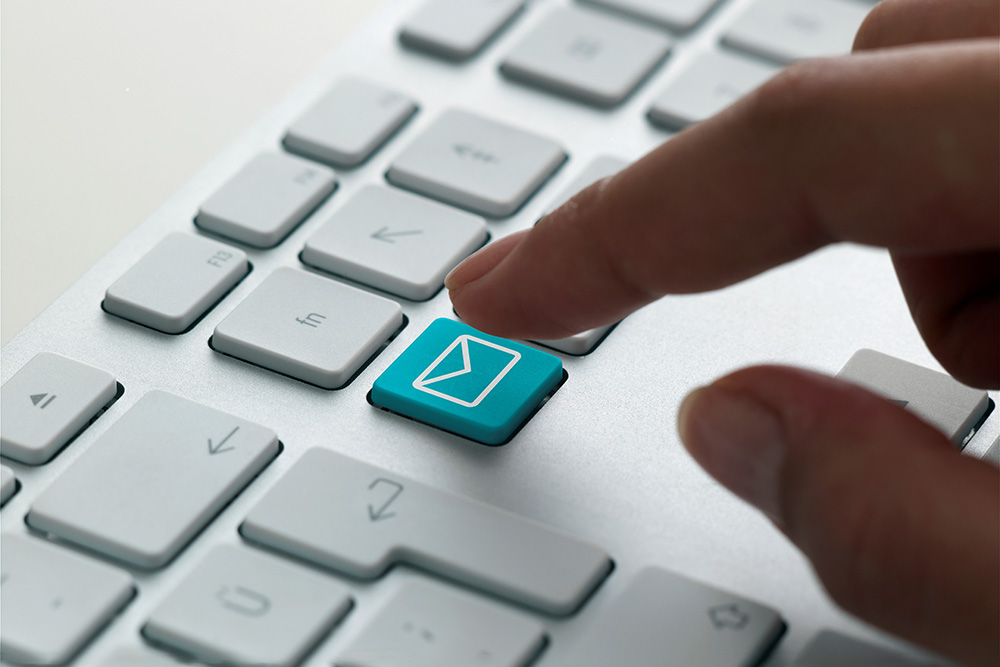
2, 0, 996, 665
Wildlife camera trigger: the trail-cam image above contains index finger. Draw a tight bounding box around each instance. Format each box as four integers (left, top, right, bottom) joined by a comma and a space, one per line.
447, 41, 999, 340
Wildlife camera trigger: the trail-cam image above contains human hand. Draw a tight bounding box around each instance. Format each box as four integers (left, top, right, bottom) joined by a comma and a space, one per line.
445, 0, 999, 664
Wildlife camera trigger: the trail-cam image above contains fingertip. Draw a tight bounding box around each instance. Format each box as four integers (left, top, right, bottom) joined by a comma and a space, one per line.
445, 230, 529, 293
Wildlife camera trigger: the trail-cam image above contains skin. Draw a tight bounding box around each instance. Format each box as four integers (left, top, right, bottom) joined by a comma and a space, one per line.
445, 1, 1000, 664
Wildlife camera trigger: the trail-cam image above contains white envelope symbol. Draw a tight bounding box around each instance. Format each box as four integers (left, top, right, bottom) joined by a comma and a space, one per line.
412, 335, 521, 408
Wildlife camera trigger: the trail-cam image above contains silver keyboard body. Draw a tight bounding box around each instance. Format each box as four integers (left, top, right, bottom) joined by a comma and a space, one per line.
2, 0, 995, 664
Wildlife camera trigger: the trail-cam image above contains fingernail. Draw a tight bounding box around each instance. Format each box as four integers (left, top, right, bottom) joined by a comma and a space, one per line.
678, 385, 787, 525
445, 230, 529, 292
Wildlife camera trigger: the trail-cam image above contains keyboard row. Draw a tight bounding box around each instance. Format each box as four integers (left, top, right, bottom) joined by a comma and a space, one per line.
1, 386, 786, 666
3, 377, 967, 666
403, 0, 868, 80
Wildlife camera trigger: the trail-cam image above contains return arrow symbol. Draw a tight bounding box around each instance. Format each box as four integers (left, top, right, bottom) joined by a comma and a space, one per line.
370, 226, 423, 243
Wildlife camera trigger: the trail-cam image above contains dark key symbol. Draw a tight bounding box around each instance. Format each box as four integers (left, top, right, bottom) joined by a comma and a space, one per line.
567, 36, 602, 60
208, 426, 239, 455
368, 478, 404, 521
371, 226, 424, 243
30, 393, 57, 409
708, 603, 750, 630
216, 585, 272, 617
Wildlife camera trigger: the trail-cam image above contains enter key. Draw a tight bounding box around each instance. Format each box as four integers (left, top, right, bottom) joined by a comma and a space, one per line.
241, 448, 611, 616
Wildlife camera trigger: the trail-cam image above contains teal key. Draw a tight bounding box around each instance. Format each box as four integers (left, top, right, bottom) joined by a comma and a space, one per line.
372, 318, 563, 445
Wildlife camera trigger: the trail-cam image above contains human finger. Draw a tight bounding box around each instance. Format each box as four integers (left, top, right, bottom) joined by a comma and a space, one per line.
678, 365, 1000, 666
447, 41, 998, 342
854, 0, 999, 51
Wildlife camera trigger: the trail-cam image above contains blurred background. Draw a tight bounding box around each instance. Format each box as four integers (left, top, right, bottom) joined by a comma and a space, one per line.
2, 1, 387, 344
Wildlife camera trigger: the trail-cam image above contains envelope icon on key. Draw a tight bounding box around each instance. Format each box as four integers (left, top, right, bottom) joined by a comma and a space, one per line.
412, 335, 521, 408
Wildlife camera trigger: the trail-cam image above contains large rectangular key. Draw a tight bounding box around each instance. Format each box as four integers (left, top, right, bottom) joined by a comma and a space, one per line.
241, 448, 611, 616
386, 109, 566, 218
28, 391, 279, 568
1, 535, 134, 665
561, 567, 785, 667
104, 233, 249, 334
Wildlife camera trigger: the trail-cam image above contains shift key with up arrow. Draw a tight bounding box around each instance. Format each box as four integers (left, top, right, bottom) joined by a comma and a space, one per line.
28, 391, 279, 569
302, 185, 487, 300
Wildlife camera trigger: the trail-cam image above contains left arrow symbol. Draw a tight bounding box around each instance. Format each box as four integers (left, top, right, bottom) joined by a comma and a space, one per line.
208, 426, 239, 455
371, 226, 423, 243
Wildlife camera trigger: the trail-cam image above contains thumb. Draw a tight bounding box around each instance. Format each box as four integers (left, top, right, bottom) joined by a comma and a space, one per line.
678, 366, 999, 667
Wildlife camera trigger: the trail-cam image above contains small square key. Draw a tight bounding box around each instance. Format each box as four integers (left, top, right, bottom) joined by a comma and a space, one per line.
722, 0, 870, 64
196, 152, 337, 248
648, 50, 779, 129
400, 0, 525, 61
500, 7, 672, 108
371, 318, 563, 445
564, 567, 785, 667
1, 352, 117, 464
0, 535, 134, 665
213, 268, 403, 389
837, 349, 991, 447
387, 109, 566, 218
579, 0, 723, 32
143, 546, 352, 667
336, 579, 545, 667
302, 185, 488, 300
104, 233, 249, 334
284, 78, 418, 168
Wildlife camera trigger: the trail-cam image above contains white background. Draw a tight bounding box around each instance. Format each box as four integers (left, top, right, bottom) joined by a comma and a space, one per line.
2, 0, 388, 344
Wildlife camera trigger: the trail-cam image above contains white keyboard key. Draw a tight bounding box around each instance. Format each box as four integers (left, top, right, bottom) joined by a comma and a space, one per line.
0, 352, 117, 464
579, 0, 722, 32
27, 391, 279, 568
242, 448, 611, 616
542, 154, 629, 215
722, 0, 870, 64
302, 185, 488, 301
337, 579, 545, 667
196, 152, 337, 248
500, 7, 672, 108
284, 78, 418, 168
837, 349, 991, 447
564, 567, 785, 667
1, 465, 18, 505
144, 545, 352, 667
537, 327, 614, 356
0, 535, 134, 665
387, 109, 566, 218
400, 0, 525, 61
648, 50, 779, 129
793, 630, 948, 666
213, 268, 403, 388
104, 233, 249, 334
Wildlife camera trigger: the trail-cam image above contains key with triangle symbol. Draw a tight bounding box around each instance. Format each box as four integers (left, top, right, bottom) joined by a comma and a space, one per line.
1, 352, 118, 464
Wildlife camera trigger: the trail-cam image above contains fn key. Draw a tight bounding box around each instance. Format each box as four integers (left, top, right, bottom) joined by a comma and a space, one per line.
837, 349, 991, 447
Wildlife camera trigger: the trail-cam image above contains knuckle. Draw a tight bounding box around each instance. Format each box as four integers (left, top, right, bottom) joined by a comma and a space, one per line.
742, 61, 826, 133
